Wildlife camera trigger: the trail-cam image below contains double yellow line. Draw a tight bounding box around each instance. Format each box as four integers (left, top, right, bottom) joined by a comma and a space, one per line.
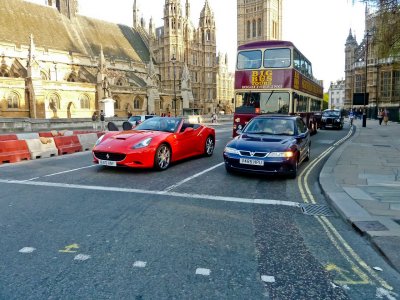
297, 127, 393, 290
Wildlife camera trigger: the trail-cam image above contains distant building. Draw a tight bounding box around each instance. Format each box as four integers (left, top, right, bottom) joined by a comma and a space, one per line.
328, 80, 345, 109
216, 53, 234, 114
344, 9, 400, 120
237, 0, 283, 46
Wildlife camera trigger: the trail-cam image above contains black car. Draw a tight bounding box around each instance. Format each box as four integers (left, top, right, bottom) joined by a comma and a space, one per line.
320, 109, 344, 130
223, 115, 310, 179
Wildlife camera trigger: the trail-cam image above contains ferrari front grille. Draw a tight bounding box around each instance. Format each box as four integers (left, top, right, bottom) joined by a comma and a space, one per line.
94, 151, 126, 161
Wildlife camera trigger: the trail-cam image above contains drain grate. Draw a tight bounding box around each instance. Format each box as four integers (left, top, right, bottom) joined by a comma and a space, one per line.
300, 204, 336, 217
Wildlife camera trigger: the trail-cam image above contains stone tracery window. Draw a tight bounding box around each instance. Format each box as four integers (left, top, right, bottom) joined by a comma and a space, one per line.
7, 92, 19, 109
79, 94, 90, 109
134, 97, 141, 109
0, 68, 9, 77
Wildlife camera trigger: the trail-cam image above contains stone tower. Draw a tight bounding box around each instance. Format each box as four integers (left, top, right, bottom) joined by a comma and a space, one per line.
47, 0, 78, 18
344, 29, 358, 108
237, 0, 283, 46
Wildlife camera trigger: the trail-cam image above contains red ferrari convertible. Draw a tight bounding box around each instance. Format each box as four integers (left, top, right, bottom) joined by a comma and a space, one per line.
92, 117, 215, 170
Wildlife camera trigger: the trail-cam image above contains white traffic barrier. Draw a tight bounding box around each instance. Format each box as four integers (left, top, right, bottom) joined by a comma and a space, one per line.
77, 133, 98, 151
16, 132, 40, 140
25, 137, 58, 159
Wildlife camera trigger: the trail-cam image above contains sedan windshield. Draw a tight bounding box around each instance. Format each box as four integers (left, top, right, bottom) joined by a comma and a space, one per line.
135, 117, 181, 133
322, 111, 340, 117
244, 118, 295, 136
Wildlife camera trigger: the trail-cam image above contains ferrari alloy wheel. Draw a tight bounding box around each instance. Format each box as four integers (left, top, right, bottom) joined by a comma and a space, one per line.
154, 144, 171, 170
204, 136, 214, 157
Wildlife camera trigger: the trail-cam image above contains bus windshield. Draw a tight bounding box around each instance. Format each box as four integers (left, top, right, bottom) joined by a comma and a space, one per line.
236, 92, 290, 114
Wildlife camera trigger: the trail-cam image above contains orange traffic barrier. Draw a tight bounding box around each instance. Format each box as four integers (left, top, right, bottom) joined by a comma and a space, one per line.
0, 140, 31, 164
0, 134, 18, 141
53, 135, 82, 155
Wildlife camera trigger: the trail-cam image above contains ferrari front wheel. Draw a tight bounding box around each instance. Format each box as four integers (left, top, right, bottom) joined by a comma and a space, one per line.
154, 143, 171, 171
204, 136, 214, 157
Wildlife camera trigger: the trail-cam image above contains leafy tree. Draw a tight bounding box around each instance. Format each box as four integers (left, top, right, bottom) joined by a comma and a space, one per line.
353, 0, 400, 58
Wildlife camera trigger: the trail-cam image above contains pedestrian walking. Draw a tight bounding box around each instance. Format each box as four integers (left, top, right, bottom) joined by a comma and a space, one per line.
377, 109, 384, 125
383, 109, 389, 125
100, 110, 106, 130
349, 109, 354, 126
91, 111, 98, 130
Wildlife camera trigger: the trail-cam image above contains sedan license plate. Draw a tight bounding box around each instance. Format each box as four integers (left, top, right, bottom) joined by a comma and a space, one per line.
99, 159, 117, 167
239, 158, 264, 166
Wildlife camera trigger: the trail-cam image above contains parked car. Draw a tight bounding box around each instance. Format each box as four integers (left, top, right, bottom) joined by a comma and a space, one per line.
223, 115, 310, 178
128, 115, 155, 126
93, 117, 215, 170
320, 109, 344, 130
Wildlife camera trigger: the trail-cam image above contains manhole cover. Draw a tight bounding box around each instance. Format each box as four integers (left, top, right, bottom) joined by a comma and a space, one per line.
352, 221, 388, 233
300, 204, 335, 216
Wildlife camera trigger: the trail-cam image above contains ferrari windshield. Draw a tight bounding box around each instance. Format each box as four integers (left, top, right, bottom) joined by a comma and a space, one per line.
244, 118, 295, 136
135, 117, 181, 133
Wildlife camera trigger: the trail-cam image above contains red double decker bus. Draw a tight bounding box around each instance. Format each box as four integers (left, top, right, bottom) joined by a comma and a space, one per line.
233, 41, 323, 137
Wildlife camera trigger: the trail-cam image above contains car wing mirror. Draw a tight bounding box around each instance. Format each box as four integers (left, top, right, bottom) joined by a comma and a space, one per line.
236, 129, 242, 135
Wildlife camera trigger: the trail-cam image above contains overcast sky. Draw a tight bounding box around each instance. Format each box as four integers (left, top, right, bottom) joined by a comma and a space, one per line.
27, 0, 366, 91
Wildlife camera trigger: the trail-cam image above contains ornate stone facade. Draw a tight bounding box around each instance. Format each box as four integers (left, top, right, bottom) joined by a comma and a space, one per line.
345, 12, 400, 120
237, 0, 283, 46
0, 0, 223, 119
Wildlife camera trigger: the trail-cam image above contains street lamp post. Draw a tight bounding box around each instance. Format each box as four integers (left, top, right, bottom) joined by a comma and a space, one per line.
363, 30, 371, 127
171, 54, 177, 117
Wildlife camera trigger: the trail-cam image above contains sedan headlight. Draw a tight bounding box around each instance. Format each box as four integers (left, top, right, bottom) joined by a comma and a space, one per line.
224, 147, 240, 154
132, 137, 152, 149
95, 134, 105, 146
268, 151, 294, 158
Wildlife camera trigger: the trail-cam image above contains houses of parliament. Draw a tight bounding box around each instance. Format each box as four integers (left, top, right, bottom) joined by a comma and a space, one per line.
0, 0, 235, 119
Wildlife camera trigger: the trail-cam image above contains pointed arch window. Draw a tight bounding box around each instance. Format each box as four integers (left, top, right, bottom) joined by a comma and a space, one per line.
252, 20, 256, 38
79, 94, 90, 109
116, 78, 124, 86
41, 71, 48, 80
257, 18, 262, 36
246, 21, 250, 38
48, 93, 61, 110
67, 73, 77, 82
7, 92, 20, 109
134, 97, 141, 109
0, 68, 9, 77
160, 98, 164, 110
113, 96, 120, 110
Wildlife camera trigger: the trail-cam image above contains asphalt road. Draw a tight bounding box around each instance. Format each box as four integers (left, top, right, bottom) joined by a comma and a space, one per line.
0, 124, 399, 300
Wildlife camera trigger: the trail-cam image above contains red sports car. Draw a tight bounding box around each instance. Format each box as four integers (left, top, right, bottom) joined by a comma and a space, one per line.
92, 117, 215, 170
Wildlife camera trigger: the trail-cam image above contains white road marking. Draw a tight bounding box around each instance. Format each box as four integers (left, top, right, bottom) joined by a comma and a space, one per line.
74, 254, 91, 261
163, 163, 224, 192
376, 287, 398, 300
0, 179, 301, 207
195, 268, 210, 276
43, 165, 96, 177
261, 275, 275, 283
133, 261, 147, 268
19, 247, 36, 253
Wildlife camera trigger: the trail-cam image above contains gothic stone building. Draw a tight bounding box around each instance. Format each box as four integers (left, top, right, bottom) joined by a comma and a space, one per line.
345, 10, 400, 121
237, 0, 282, 46
0, 0, 220, 119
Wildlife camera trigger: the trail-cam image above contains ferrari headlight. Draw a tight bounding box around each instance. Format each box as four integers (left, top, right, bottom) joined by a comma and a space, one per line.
132, 137, 152, 149
268, 151, 294, 158
95, 134, 105, 146
224, 147, 240, 154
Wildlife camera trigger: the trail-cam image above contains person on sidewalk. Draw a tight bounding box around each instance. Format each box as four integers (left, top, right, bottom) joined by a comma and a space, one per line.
383, 109, 389, 125
349, 109, 354, 126
377, 109, 384, 125
100, 110, 106, 130
91, 111, 98, 130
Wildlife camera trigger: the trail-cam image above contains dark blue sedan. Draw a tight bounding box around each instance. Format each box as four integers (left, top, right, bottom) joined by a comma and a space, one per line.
223, 115, 311, 178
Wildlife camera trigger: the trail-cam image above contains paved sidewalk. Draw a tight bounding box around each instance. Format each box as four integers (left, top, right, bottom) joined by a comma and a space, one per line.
320, 118, 400, 273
